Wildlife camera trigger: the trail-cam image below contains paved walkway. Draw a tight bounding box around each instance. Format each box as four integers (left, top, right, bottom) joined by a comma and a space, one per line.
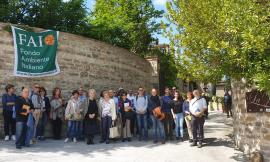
0, 112, 246, 162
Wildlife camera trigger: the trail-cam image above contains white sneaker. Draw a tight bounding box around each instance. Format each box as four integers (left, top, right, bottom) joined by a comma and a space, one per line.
73, 138, 77, 143
64, 138, 69, 143
30, 140, 33, 145
4, 136, 9, 141
11, 135, 16, 141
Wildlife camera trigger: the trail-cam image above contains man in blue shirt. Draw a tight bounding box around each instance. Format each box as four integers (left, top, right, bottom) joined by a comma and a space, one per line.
161, 87, 173, 141
2, 84, 17, 141
134, 87, 148, 141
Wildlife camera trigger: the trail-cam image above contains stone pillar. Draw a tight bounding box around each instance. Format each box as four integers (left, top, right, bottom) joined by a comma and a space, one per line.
232, 80, 270, 161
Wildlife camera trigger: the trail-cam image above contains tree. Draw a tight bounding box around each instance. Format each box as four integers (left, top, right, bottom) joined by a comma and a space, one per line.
0, 0, 89, 35
90, 0, 163, 55
165, 0, 270, 93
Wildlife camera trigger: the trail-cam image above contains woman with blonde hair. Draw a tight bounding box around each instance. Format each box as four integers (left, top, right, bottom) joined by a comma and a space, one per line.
182, 91, 194, 143
84, 89, 99, 145
99, 91, 117, 144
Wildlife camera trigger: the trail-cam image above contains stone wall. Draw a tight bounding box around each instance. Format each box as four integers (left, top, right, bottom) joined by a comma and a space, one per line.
0, 22, 153, 138
232, 80, 270, 161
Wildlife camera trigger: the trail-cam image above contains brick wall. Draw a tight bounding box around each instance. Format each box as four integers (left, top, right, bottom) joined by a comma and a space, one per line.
232, 80, 270, 161
0, 22, 153, 138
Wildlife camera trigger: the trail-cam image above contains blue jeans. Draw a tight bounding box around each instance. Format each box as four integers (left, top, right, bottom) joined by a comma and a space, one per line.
151, 115, 165, 141
15, 122, 27, 147
175, 113, 184, 138
25, 114, 35, 146
36, 113, 48, 137
101, 116, 112, 142
137, 113, 148, 140
67, 121, 80, 139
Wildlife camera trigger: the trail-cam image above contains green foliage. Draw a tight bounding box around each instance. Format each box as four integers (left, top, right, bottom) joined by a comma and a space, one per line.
0, 0, 89, 35
164, 0, 270, 93
212, 96, 217, 102
89, 0, 163, 55
0, 0, 163, 55
0, 0, 87, 34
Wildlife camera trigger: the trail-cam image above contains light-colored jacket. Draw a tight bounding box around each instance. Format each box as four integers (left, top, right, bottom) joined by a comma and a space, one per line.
98, 98, 116, 120
65, 98, 85, 121
50, 98, 64, 120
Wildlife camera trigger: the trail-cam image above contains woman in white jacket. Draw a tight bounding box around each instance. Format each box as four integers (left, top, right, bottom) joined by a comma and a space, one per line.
99, 91, 116, 144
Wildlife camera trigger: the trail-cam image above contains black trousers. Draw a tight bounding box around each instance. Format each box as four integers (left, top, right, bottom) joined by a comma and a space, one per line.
191, 115, 205, 143
130, 113, 139, 135
164, 112, 174, 140
3, 110, 16, 136
225, 105, 233, 117
52, 117, 62, 139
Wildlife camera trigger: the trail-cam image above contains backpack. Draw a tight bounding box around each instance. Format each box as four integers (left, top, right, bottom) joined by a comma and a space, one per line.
136, 95, 147, 101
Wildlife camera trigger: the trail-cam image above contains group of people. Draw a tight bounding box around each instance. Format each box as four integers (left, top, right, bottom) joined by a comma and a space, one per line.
1, 83, 209, 149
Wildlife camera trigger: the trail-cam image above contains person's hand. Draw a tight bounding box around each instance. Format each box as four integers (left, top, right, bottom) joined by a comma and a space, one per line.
195, 112, 202, 117
127, 106, 132, 111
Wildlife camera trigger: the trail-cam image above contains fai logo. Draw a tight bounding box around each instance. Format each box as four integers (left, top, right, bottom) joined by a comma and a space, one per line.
45, 35, 55, 46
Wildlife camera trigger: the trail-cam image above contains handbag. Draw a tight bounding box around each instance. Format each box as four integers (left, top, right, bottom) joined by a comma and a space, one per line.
152, 106, 165, 121
185, 114, 192, 121
109, 122, 120, 139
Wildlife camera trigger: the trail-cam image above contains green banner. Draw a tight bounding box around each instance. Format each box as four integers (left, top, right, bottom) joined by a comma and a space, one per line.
11, 26, 60, 77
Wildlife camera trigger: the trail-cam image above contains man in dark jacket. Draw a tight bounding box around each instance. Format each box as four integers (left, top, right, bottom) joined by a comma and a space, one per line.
15, 87, 34, 149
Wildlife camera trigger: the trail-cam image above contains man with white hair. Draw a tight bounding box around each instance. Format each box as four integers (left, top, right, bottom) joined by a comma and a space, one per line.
189, 90, 207, 148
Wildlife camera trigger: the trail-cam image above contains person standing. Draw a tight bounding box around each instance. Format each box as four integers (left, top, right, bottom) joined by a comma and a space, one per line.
148, 88, 165, 144
161, 87, 174, 141
224, 91, 233, 118
119, 91, 133, 142
190, 90, 207, 148
183, 92, 193, 143
36, 87, 50, 140
30, 85, 43, 144
202, 93, 210, 119
127, 90, 137, 136
84, 89, 99, 145
170, 91, 184, 141
99, 91, 117, 144
50, 87, 64, 140
109, 90, 119, 111
134, 87, 148, 141
2, 84, 17, 141
78, 87, 87, 140
15, 87, 33, 149
64, 90, 84, 143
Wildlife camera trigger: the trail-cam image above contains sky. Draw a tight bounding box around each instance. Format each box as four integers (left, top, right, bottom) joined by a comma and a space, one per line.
84, 0, 170, 44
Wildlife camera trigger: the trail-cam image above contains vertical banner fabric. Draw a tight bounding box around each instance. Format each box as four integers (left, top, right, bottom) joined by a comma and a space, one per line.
11, 26, 60, 77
